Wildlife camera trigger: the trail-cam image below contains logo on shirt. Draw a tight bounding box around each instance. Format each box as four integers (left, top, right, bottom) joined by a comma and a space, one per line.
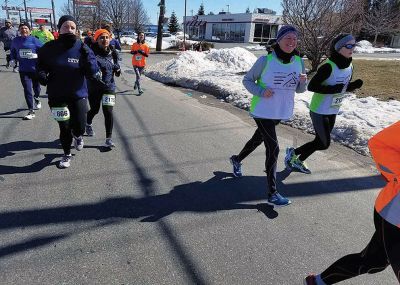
68, 58, 79, 64
273, 72, 298, 88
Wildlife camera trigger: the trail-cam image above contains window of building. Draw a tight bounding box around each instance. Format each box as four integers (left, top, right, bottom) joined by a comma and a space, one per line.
212, 23, 245, 42
253, 24, 278, 42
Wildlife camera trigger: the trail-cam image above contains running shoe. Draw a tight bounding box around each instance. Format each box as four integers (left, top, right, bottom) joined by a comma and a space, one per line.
23, 110, 35, 120
290, 154, 311, 174
85, 124, 95, 136
138, 89, 144, 95
284, 147, 295, 168
105, 138, 115, 148
13, 67, 18, 73
73, 136, 84, 151
303, 274, 318, 285
267, 192, 291, 207
133, 82, 138, 90
229, 155, 242, 177
35, 99, 41, 110
59, 154, 72, 168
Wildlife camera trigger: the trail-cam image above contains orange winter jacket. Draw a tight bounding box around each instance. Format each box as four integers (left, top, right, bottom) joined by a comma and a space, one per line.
131, 42, 150, 67
368, 121, 400, 227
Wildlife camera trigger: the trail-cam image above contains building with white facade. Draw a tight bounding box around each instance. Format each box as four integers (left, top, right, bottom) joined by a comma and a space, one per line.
184, 10, 283, 43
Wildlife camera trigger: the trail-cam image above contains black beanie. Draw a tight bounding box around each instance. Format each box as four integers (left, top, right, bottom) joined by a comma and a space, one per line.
18, 22, 31, 30
57, 15, 77, 30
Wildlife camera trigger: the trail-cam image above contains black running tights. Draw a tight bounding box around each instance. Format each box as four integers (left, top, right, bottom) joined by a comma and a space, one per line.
294, 111, 336, 161
321, 210, 400, 284
57, 98, 88, 155
87, 91, 114, 138
237, 118, 280, 195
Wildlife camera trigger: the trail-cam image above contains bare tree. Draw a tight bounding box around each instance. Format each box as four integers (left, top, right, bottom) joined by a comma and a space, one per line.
282, 0, 365, 72
60, 2, 99, 31
364, 0, 400, 46
100, 0, 128, 36
129, 0, 150, 33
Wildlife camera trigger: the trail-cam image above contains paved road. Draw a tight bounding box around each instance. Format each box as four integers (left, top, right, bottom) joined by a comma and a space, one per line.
0, 49, 396, 284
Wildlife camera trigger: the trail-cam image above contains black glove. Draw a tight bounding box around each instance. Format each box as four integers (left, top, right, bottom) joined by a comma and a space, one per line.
346, 79, 363, 92
138, 50, 144, 55
36, 71, 48, 86
330, 83, 345, 93
131, 50, 138, 55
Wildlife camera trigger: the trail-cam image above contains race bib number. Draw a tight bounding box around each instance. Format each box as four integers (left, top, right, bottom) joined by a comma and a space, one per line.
331, 94, 346, 107
135, 55, 142, 61
51, 107, 70, 121
19, 49, 37, 59
102, 94, 116, 106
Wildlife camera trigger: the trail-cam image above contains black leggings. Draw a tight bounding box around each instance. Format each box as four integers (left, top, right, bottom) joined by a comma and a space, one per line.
56, 98, 88, 155
87, 91, 114, 138
321, 210, 400, 284
237, 118, 280, 195
294, 111, 336, 161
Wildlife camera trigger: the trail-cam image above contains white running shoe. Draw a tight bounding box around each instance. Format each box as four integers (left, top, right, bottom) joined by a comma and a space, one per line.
73, 136, 84, 151
59, 154, 72, 168
23, 110, 35, 120
35, 100, 42, 110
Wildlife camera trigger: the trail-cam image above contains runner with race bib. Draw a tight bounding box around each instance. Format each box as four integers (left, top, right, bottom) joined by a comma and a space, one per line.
130, 32, 149, 95
36, 15, 101, 168
285, 33, 363, 174
86, 29, 121, 149
10, 22, 43, 120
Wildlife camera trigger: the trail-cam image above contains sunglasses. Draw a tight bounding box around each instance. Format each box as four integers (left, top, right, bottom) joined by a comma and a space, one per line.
343, 43, 356, 49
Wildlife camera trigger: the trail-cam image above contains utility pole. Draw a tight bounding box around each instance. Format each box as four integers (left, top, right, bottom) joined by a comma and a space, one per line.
4, 0, 8, 19
51, 0, 56, 29
156, 0, 165, 51
227, 5, 230, 13
183, 0, 187, 50
23, 0, 28, 21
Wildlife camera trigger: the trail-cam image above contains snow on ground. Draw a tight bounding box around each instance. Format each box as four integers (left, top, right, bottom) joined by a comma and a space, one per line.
355, 40, 400, 54
145, 47, 400, 155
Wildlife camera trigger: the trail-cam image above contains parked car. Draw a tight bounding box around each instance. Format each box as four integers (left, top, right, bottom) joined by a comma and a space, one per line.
120, 33, 137, 39
144, 32, 157, 38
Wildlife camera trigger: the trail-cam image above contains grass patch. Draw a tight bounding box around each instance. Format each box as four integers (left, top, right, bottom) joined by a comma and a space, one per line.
307, 59, 400, 101
351, 60, 400, 101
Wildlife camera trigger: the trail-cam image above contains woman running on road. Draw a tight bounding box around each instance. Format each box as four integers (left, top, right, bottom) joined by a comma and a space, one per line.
285, 34, 363, 174
36, 15, 101, 168
85, 29, 121, 149
130, 32, 149, 95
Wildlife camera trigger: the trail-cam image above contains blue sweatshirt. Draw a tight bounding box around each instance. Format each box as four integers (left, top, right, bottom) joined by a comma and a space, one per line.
10, 36, 43, 73
88, 43, 120, 94
37, 38, 99, 105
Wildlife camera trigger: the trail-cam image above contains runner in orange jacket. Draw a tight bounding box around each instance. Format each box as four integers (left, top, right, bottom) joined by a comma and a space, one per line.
304, 120, 400, 285
130, 32, 149, 95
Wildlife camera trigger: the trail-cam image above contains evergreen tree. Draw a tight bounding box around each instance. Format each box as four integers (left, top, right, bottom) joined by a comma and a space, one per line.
198, 3, 205, 15
168, 11, 179, 33
245, 7, 251, 13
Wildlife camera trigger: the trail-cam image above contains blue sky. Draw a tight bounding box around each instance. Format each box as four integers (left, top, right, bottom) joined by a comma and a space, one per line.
2, 0, 283, 25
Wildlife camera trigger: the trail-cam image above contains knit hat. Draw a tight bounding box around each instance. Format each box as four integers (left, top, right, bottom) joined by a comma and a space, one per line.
93, 29, 111, 41
57, 15, 77, 30
18, 22, 31, 30
333, 33, 355, 52
5, 19, 11, 24
276, 25, 298, 42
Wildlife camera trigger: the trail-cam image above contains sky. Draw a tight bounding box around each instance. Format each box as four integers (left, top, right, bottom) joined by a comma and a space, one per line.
1, 0, 283, 25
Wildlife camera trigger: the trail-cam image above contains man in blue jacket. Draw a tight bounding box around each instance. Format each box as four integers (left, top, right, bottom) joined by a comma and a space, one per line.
10, 22, 43, 120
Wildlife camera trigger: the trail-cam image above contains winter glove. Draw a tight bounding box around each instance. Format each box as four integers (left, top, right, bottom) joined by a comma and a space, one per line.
36, 71, 48, 86
330, 83, 345, 94
346, 79, 363, 92
130, 50, 138, 55
138, 50, 144, 55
